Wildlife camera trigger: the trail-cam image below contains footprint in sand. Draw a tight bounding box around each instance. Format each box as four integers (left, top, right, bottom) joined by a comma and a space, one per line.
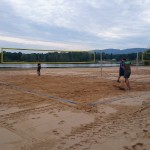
132, 142, 146, 150
52, 130, 60, 135
145, 122, 150, 127
31, 117, 40, 119
123, 146, 130, 150
0, 109, 5, 111
58, 120, 65, 125
123, 131, 132, 140
60, 142, 66, 145
143, 129, 150, 138
53, 114, 59, 117
12, 121, 18, 124
48, 111, 54, 114
123, 143, 145, 150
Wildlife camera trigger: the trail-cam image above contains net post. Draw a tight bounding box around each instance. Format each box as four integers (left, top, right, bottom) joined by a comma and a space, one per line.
1, 48, 3, 63
136, 52, 139, 71
142, 52, 144, 62
100, 50, 103, 76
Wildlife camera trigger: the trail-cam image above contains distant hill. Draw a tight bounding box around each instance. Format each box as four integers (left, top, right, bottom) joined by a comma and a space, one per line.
93, 48, 147, 54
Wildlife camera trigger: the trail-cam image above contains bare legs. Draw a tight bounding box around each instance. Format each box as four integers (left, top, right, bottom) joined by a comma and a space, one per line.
117, 76, 120, 82
125, 78, 131, 90
37, 70, 40, 76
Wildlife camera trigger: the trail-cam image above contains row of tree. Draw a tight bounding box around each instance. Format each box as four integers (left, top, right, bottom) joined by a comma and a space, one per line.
95, 52, 142, 62
0, 50, 149, 65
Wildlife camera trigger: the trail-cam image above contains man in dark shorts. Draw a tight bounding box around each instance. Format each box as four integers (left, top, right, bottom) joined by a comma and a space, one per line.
122, 58, 131, 90
117, 58, 125, 82
37, 63, 41, 76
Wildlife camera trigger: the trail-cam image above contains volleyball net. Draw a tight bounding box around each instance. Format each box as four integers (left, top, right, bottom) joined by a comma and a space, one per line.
1, 48, 95, 64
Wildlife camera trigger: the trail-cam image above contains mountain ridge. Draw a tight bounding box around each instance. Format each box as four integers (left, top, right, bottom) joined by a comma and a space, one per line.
93, 48, 147, 54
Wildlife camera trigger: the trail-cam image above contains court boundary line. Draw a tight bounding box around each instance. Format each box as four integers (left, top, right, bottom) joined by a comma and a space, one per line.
0, 82, 149, 107
0, 82, 79, 106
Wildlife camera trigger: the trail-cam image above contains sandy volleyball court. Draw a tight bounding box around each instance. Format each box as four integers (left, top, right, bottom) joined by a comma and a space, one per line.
0, 66, 150, 150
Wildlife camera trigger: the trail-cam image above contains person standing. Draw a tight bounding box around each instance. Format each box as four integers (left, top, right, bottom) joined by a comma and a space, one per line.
37, 63, 41, 76
122, 58, 131, 90
117, 58, 125, 82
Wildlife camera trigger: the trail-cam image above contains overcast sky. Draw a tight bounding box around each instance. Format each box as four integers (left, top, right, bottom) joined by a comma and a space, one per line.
0, 0, 150, 51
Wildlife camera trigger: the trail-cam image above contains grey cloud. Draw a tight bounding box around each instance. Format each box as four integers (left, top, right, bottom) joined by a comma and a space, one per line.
0, 0, 149, 49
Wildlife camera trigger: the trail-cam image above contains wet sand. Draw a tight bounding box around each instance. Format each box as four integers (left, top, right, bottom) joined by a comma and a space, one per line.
0, 66, 150, 150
